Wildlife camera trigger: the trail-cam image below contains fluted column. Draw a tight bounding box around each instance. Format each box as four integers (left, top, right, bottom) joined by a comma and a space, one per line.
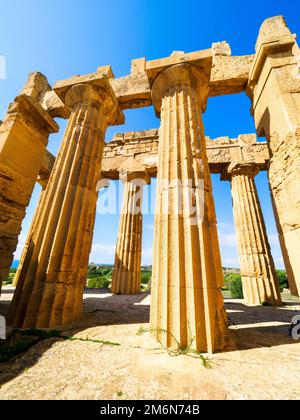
111, 164, 149, 295
8, 77, 124, 329
0, 74, 58, 290
150, 64, 228, 353
222, 162, 281, 306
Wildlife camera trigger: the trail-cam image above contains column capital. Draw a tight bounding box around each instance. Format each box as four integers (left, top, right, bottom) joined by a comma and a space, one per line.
119, 157, 150, 184
221, 161, 260, 180
150, 63, 210, 116
54, 72, 124, 126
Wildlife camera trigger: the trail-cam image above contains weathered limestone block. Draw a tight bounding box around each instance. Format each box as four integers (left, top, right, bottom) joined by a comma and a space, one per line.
110, 72, 152, 109
148, 62, 228, 353
20, 71, 52, 101
101, 129, 270, 179
41, 90, 71, 119
212, 41, 232, 57
210, 54, 255, 97
222, 162, 281, 306
8, 72, 124, 329
21, 71, 70, 119
111, 159, 150, 295
131, 57, 146, 74
38, 149, 56, 188
247, 16, 300, 297
0, 76, 58, 289
110, 47, 255, 109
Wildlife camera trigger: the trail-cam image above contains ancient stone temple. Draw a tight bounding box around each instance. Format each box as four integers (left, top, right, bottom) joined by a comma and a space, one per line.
1, 16, 299, 353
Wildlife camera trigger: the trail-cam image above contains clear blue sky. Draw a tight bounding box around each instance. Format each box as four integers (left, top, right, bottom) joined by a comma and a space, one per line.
1, 0, 299, 268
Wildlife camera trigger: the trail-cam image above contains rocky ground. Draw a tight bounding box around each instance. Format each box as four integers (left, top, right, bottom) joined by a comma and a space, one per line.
0, 286, 299, 400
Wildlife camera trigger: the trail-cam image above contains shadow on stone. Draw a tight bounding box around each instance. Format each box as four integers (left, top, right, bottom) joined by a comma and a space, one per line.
0, 290, 299, 388
225, 300, 300, 352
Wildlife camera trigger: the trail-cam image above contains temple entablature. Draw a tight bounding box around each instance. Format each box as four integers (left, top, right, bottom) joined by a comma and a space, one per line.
100, 130, 269, 179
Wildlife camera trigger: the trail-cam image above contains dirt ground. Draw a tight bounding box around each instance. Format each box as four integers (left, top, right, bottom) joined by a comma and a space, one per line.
0, 286, 299, 400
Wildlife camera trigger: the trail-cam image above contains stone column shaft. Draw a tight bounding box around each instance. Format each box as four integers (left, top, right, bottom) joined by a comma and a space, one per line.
149, 64, 228, 354
0, 79, 58, 289
111, 176, 146, 294
224, 163, 281, 306
8, 79, 123, 329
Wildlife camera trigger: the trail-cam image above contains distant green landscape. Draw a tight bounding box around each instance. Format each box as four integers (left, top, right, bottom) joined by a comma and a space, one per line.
86, 264, 152, 292
222, 269, 289, 299
4, 264, 289, 299
3, 267, 17, 286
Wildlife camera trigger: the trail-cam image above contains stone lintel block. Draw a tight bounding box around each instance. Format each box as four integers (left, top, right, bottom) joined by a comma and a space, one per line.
21, 71, 52, 102
42, 90, 71, 119
110, 53, 257, 109
101, 129, 269, 179
97, 65, 115, 78
131, 58, 146, 74
238, 134, 257, 144
39, 149, 56, 181
110, 72, 152, 110
210, 54, 255, 97
54, 72, 124, 126
212, 41, 232, 57
109, 129, 159, 144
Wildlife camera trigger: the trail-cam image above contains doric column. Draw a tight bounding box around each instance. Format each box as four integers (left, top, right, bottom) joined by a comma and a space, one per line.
0, 74, 58, 290
247, 16, 300, 297
8, 73, 124, 329
222, 162, 282, 306
111, 159, 150, 295
149, 63, 228, 353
